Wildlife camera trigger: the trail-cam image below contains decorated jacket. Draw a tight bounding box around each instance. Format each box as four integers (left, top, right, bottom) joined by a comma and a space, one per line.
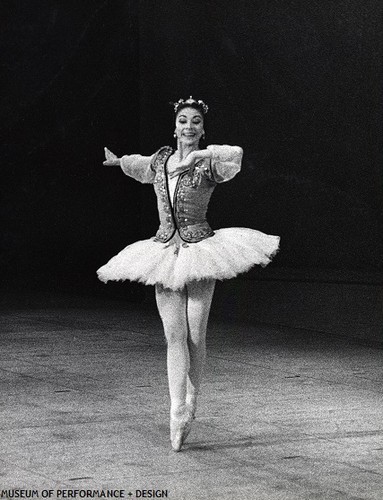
120, 144, 243, 243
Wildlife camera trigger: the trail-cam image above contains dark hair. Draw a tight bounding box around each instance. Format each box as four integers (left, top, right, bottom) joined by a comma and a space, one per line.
172, 97, 209, 116
175, 102, 205, 117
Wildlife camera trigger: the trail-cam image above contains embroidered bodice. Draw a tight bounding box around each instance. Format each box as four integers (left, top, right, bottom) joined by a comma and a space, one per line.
120, 145, 243, 243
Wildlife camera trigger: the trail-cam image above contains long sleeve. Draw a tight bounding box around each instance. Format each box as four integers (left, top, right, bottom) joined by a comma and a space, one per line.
120, 154, 156, 184
206, 145, 243, 183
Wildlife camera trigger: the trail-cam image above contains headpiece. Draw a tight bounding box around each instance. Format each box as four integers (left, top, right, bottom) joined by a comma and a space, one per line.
173, 96, 209, 114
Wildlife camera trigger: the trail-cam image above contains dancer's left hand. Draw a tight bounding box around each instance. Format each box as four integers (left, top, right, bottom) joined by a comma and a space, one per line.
168, 153, 200, 178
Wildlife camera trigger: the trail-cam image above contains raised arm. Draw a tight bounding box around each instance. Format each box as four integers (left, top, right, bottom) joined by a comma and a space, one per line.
167, 146, 243, 181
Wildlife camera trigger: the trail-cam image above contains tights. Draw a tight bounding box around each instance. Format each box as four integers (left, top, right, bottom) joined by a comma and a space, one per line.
155, 280, 216, 418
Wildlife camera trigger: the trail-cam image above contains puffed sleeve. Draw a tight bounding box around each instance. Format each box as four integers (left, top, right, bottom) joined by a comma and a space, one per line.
206, 145, 243, 183
120, 154, 156, 184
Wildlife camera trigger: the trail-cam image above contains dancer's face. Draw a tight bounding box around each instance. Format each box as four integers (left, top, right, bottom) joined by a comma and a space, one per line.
175, 107, 204, 146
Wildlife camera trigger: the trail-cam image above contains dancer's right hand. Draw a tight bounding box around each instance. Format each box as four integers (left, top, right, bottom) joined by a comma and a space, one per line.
103, 147, 121, 166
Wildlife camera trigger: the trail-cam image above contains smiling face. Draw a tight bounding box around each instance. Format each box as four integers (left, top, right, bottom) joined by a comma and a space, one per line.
175, 106, 204, 147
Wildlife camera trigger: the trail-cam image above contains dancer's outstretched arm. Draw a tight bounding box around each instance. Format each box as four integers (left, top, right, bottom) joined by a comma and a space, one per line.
102, 146, 155, 184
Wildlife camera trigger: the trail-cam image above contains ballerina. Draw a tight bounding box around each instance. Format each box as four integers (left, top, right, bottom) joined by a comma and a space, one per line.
98, 97, 280, 451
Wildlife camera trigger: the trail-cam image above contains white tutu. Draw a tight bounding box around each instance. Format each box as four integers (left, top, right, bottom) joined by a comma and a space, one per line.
97, 228, 279, 290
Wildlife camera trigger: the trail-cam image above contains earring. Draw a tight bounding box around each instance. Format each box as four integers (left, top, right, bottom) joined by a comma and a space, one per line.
173, 133, 177, 138
202, 133, 205, 140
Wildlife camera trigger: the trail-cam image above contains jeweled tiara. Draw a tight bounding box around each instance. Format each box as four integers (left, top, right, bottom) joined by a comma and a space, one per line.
173, 96, 209, 114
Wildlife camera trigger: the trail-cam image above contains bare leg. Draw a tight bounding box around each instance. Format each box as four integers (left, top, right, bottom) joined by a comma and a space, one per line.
186, 280, 216, 415
155, 284, 189, 419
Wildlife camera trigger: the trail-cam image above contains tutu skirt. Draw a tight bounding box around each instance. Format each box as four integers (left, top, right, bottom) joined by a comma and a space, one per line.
97, 228, 280, 290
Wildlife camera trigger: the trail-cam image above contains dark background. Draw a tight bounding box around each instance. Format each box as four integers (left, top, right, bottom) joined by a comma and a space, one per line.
1, 0, 382, 300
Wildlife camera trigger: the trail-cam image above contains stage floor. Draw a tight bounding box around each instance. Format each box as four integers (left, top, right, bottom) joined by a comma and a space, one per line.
0, 287, 382, 499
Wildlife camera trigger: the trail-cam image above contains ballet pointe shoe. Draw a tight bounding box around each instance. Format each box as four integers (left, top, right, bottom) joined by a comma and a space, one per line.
182, 401, 196, 442
169, 400, 197, 451
170, 415, 189, 452
186, 400, 197, 420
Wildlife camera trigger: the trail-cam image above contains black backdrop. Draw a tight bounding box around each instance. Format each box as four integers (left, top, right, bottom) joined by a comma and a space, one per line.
1, 1, 382, 296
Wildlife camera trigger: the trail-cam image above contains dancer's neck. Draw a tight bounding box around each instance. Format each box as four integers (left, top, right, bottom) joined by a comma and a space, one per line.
176, 143, 199, 161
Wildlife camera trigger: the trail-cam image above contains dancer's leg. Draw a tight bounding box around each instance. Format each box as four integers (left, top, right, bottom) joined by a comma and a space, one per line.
155, 284, 189, 418
185, 280, 216, 413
